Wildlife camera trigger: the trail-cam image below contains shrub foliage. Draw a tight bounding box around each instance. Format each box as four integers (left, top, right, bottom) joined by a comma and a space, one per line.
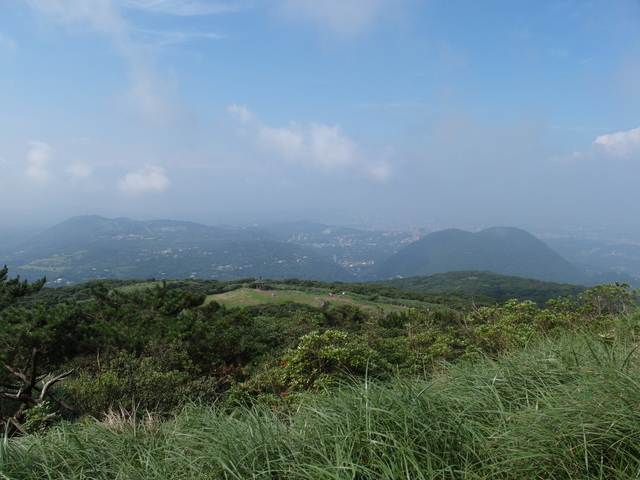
1, 270, 640, 478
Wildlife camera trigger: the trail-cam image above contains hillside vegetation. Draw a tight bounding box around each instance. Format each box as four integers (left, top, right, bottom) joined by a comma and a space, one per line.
1, 267, 639, 478
376, 270, 586, 305
20, 277, 492, 311
10, 332, 640, 479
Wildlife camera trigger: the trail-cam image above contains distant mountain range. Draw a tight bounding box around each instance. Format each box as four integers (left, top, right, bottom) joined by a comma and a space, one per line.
0, 216, 635, 286
0, 216, 354, 284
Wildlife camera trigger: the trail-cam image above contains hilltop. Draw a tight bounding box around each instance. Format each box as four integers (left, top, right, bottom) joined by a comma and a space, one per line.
375, 270, 586, 305
375, 227, 589, 284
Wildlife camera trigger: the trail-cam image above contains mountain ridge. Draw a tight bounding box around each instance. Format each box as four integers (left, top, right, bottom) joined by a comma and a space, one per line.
0, 216, 621, 287
1, 216, 353, 284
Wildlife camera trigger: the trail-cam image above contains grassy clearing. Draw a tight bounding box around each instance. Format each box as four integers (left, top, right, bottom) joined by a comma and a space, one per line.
6, 329, 640, 479
18, 265, 68, 273
114, 281, 164, 292
19, 251, 88, 272
207, 287, 413, 312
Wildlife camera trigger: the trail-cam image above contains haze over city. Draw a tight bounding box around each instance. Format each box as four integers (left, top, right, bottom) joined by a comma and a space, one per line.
1, 1, 640, 238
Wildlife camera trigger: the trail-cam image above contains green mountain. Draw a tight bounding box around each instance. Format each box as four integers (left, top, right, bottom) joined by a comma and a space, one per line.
375, 227, 589, 284
3, 218, 620, 287
2, 216, 354, 284
375, 270, 586, 305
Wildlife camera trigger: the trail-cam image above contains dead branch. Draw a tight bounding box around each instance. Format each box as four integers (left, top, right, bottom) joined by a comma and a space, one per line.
1, 347, 76, 433
47, 392, 80, 415
39, 369, 74, 401
3, 364, 29, 386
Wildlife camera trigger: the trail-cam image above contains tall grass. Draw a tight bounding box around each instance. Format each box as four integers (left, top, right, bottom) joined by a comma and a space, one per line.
5, 330, 640, 479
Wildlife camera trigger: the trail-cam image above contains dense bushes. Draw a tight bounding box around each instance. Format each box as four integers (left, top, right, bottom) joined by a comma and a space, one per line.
3, 269, 640, 477
5, 328, 640, 479
0, 270, 637, 436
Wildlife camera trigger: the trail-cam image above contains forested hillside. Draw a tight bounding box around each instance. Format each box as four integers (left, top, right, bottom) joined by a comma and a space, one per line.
376, 227, 588, 284
1, 216, 355, 283
1, 266, 640, 478
376, 270, 586, 305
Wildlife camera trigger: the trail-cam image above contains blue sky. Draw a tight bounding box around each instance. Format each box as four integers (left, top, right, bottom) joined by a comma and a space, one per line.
1, 0, 640, 232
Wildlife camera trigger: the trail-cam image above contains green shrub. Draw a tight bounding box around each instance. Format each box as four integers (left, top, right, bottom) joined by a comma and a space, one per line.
62, 342, 218, 417
280, 330, 388, 391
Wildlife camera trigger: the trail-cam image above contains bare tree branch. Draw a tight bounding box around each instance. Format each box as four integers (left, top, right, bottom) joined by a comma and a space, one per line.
3, 364, 29, 386
48, 392, 80, 415
1, 347, 75, 434
39, 370, 74, 401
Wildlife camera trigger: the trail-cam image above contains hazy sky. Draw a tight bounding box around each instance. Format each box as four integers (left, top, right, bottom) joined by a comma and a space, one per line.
1, 1, 640, 231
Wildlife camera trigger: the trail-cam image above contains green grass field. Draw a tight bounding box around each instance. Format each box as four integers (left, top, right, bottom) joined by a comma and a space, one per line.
206, 287, 413, 312
20, 251, 88, 270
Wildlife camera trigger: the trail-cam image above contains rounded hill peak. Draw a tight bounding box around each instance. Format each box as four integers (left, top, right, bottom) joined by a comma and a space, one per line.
376, 226, 588, 284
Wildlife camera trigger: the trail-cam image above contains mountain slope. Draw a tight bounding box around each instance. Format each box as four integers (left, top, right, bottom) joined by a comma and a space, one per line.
2, 216, 354, 284
544, 236, 640, 282
375, 227, 588, 284
375, 270, 586, 304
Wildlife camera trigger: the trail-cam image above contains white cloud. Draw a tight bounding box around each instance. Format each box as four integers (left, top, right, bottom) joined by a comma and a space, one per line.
228, 104, 392, 182
553, 126, 640, 162
67, 163, 93, 182
276, 0, 403, 37
23, 0, 191, 129
121, 0, 240, 16
134, 28, 221, 46
25, 140, 54, 184
227, 104, 257, 123
295, 123, 358, 172
367, 161, 393, 182
22, 0, 127, 36
119, 61, 192, 129
258, 123, 306, 162
551, 150, 585, 164
593, 127, 640, 160
118, 165, 170, 194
